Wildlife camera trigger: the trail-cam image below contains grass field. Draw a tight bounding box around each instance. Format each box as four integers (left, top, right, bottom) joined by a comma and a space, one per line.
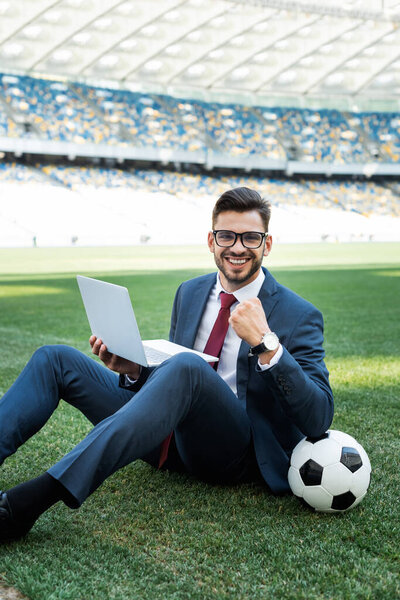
0, 242, 399, 600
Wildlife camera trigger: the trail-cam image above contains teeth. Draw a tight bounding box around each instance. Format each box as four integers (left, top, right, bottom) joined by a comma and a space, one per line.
228, 258, 247, 265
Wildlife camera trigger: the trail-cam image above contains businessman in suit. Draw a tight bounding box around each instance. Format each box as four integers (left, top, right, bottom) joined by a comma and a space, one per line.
0, 187, 333, 543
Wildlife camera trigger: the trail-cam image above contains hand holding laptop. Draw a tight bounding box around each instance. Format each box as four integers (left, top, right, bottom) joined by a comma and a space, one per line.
77, 275, 218, 370
89, 335, 141, 379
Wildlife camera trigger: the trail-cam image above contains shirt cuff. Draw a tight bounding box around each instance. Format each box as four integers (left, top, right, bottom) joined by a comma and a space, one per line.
257, 344, 283, 371
125, 368, 142, 385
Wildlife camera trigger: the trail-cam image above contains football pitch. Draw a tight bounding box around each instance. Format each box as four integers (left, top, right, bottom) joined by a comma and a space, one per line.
0, 242, 399, 600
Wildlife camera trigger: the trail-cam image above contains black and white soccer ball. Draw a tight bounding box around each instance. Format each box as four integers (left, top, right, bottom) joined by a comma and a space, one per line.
288, 430, 371, 513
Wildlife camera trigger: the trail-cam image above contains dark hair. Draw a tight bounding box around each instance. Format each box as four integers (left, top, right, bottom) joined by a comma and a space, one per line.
212, 187, 271, 231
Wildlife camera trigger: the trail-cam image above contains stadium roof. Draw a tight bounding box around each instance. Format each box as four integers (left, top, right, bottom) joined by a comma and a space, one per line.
0, 0, 400, 105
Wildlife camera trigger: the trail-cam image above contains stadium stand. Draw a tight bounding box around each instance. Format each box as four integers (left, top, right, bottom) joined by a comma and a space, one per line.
1, 159, 399, 246
156, 97, 209, 154
0, 73, 400, 167
0, 71, 399, 247
258, 107, 370, 164
75, 85, 208, 153
360, 112, 400, 163
0, 161, 48, 183
1, 160, 398, 219
192, 100, 286, 159
0, 74, 111, 144
74, 85, 170, 148
39, 163, 149, 190
0, 103, 17, 138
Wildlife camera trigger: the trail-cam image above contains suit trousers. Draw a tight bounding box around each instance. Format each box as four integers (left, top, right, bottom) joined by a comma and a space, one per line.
0, 345, 260, 507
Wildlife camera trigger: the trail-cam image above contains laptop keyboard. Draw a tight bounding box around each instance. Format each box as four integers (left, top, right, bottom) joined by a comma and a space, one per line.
143, 345, 173, 365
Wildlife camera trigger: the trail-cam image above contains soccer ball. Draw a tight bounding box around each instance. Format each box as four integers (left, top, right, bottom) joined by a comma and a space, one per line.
288, 430, 371, 512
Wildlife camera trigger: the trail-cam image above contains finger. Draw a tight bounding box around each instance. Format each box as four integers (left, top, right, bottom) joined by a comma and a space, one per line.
89, 335, 96, 347
91, 337, 102, 355
98, 343, 113, 363
98, 342, 108, 357
102, 350, 122, 372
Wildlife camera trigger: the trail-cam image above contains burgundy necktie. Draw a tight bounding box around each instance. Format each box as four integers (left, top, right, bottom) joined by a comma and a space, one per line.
203, 292, 237, 370
158, 291, 237, 468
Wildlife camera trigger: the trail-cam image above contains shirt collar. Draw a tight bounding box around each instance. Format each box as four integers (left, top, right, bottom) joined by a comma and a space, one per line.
215, 269, 265, 302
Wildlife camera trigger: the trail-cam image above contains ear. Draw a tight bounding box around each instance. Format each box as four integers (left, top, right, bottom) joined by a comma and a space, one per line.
207, 231, 215, 253
263, 234, 272, 257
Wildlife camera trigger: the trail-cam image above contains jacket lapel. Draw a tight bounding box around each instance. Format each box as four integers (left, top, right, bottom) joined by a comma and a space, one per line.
257, 268, 279, 319
178, 274, 216, 348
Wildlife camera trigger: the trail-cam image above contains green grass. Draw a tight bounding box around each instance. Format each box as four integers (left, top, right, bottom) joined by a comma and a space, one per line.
0, 243, 399, 600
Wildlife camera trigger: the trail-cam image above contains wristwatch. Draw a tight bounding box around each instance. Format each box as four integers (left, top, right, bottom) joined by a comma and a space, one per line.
249, 331, 279, 356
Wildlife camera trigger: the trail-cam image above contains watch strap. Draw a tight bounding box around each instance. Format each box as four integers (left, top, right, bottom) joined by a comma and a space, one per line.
249, 342, 267, 356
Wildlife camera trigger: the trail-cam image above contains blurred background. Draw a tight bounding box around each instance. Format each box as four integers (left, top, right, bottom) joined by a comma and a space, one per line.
0, 0, 399, 247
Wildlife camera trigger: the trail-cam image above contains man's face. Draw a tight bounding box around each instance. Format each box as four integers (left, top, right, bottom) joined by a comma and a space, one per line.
207, 210, 272, 292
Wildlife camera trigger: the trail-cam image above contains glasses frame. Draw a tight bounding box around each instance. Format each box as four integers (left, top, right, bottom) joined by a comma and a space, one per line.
212, 230, 268, 249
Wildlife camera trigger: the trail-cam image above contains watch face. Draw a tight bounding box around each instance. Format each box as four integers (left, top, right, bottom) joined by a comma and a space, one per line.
262, 332, 279, 351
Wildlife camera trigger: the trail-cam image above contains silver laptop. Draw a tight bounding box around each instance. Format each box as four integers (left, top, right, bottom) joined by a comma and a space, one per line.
76, 275, 218, 368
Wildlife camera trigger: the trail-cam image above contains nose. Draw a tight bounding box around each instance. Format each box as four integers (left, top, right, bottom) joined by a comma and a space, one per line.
231, 233, 246, 251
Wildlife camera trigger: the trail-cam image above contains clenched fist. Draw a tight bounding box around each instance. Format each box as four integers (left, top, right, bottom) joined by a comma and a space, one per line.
229, 298, 278, 364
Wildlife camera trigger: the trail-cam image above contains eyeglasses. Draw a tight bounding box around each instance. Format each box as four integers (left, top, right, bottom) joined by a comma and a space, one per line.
213, 230, 268, 249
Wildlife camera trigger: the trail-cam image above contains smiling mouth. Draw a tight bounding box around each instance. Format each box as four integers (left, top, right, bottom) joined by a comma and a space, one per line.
225, 257, 250, 265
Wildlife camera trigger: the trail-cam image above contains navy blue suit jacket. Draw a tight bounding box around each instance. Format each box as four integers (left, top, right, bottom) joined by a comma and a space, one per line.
168, 267, 334, 494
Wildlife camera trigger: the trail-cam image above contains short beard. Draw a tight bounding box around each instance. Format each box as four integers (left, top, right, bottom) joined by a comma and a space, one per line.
214, 250, 263, 287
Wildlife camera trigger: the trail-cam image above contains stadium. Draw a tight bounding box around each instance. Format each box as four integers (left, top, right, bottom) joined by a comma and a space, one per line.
0, 1, 399, 599
0, 0, 400, 245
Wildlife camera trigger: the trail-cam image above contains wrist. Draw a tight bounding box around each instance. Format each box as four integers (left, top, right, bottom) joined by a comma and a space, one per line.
125, 366, 141, 380
258, 347, 279, 365
248, 328, 271, 348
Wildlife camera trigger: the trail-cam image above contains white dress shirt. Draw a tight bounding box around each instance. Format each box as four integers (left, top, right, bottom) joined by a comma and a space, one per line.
193, 270, 282, 395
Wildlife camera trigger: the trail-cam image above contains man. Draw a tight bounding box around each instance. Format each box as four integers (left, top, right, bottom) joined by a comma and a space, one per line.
0, 187, 333, 543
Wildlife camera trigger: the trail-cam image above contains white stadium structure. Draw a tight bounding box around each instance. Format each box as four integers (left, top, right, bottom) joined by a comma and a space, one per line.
0, 0, 399, 246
